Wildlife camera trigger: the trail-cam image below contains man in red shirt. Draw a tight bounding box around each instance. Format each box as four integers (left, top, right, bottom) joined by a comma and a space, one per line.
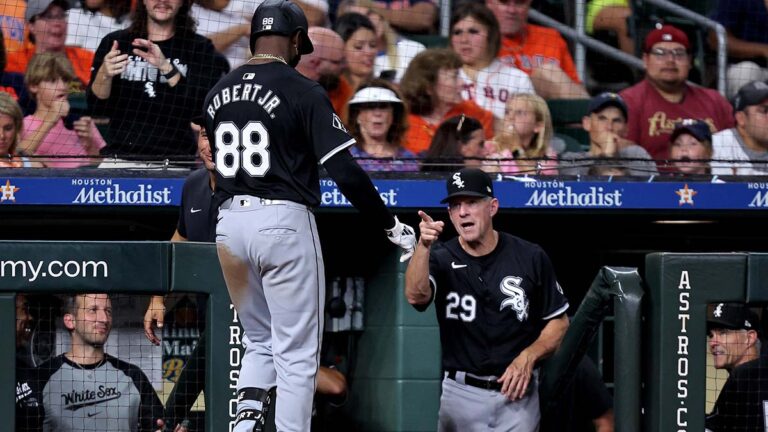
620, 24, 734, 162
485, 0, 587, 99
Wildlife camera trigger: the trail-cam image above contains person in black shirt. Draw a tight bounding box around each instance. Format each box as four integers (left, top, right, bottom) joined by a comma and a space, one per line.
203, 1, 415, 430
405, 167, 569, 432
540, 356, 614, 432
144, 119, 214, 428
88, 0, 225, 158
16, 293, 42, 432
705, 302, 767, 431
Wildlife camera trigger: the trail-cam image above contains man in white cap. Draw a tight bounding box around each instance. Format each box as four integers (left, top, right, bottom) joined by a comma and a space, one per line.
705, 302, 767, 431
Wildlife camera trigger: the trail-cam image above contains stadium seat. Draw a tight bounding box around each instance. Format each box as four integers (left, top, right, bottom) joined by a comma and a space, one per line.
548, 98, 591, 152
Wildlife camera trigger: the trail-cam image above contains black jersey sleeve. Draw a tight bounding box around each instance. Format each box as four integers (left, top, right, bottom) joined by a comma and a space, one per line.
323, 150, 395, 231
574, 357, 613, 421
534, 246, 569, 320
117, 358, 165, 432
176, 177, 190, 239
298, 86, 357, 164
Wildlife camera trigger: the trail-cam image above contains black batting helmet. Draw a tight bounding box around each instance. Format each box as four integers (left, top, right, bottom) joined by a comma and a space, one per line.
250, 0, 314, 55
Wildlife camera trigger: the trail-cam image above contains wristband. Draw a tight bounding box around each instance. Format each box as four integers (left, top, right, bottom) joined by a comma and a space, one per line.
161, 62, 178, 80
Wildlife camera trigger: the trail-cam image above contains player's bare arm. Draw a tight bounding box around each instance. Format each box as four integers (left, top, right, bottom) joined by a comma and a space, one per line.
405, 210, 443, 305
498, 314, 569, 401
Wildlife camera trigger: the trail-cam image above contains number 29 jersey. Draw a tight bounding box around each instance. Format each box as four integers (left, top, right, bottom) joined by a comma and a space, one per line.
427, 233, 569, 377
202, 62, 356, 207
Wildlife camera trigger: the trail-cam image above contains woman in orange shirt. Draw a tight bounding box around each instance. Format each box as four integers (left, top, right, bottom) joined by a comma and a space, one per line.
0, 93, 40, 168
400, 48, 494, 155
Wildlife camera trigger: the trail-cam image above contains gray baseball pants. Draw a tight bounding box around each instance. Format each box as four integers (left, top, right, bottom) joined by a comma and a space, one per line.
438, 370, 540, 432
216, 195, 324, 432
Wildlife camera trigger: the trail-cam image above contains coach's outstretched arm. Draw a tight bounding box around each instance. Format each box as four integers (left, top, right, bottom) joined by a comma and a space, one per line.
324, 151, 416, 259
498, 314, 569, 401
405, 210, 444, 306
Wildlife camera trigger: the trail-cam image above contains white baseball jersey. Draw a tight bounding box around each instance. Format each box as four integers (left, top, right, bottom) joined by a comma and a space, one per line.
711, 128, 768, 176
460, 59, 535, 121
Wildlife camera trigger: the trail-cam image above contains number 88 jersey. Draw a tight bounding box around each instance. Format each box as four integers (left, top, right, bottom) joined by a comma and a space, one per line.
203, 62, 355, 207
426, 233, 569, 377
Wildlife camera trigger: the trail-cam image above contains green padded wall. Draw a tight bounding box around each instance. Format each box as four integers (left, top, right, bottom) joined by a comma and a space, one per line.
644, 253, 751, 432
349, 250, 441, 431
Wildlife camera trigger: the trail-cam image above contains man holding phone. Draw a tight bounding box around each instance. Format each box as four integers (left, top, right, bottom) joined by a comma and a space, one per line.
88, 0, 227, 161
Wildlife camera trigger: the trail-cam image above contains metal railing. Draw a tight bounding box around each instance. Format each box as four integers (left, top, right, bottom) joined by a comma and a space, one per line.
528, 9, 645, 75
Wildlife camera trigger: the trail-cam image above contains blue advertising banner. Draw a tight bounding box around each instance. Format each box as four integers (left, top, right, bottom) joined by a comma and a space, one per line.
0, 176, 767, 210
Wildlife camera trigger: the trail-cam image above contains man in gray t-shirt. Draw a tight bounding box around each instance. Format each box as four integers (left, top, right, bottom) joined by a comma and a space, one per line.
559, 92, 658, 176
33, 294, 170, 432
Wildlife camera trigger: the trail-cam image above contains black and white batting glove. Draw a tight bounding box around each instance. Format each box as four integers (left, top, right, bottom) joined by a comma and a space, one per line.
386, 216, 417, 262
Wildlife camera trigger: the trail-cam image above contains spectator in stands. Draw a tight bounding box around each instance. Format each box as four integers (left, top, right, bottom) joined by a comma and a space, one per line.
586, 0, 632, 55
559, 92, 657, 176
450, 2, 534, 131
296, 27, 350, 116
486, 93, 558, 174
620, 24, 733, 162
35, 294, 168, 432
540, 356, 614, 432
354, 0, 437, 34
0, 93, 41, 168
669, 119, 713, 176
706, 302, 768, 431
20, 53, 104, 168
400, 48, 494, 155
485, 0, 588, 99
347, 80, 418, 171
711, 80, 768, 176
0, 0, 27, 60
587, 163, 628, 176
710, 0, 768, 99
89, 0, 224, 159
334, 13, 378, 93
5, 0, 95, 87
225, 0, 327, 34
337, 1, 425, 84
67, 0, 131, 53
421, 114, 490, 172
0, 32, 35, 115
191, 0, 251, 69
15, 293, 43, 432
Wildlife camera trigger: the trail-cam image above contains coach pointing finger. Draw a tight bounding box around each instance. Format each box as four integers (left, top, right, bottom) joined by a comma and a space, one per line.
405, 168, 570, 431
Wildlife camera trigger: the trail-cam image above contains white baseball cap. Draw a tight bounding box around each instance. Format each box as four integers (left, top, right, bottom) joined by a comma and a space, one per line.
348, 87, 402, 105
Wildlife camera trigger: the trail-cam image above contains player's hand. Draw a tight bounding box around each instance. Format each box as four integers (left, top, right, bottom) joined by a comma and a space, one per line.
132, 38, 170, 70
102, 40, 129, 78
386, 216, 417, 262
497, 351, 535, 401
417, 210, 444, 248
143, 295, 166, 345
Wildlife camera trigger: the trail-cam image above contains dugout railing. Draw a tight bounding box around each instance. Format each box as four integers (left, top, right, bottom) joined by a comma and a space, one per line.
540, 266, 644, 432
